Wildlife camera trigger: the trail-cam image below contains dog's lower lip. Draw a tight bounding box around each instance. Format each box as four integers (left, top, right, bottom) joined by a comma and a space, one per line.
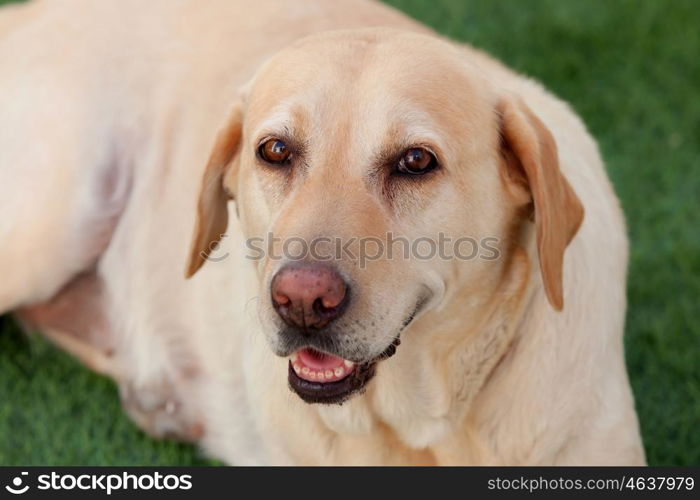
286, 347, 380, 404
285, 338, 403, 404
287, 359, 375, 405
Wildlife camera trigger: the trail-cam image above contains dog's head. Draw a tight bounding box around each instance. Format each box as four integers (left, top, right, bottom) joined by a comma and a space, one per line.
186, 29, 583, 404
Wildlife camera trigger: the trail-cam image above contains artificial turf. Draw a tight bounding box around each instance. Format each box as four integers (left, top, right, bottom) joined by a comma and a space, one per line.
1, 0, 698, 465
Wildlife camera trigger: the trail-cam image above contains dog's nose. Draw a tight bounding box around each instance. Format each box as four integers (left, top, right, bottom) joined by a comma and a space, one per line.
271, 263, 348, 330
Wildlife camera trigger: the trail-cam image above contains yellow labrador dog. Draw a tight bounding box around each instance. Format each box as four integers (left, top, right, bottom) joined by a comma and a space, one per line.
0, 0, 644, 464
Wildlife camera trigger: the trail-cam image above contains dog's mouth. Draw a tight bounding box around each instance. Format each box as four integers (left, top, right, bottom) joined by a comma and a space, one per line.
287, 339, 400, 404
284, 295, 426, 404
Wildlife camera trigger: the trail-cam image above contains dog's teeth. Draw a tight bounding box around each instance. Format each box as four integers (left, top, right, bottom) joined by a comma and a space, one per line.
291, 354, 355, 383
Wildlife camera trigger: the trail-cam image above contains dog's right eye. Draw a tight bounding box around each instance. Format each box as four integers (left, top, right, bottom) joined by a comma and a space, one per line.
396, 147, 438, 175
258, 138, 291, 165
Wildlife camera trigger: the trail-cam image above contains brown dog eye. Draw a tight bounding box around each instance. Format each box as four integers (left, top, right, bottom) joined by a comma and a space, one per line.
259, 138, 291, 164
397, 147, 437, 175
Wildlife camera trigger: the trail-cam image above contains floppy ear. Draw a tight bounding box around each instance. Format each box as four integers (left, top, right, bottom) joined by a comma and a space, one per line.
185, 104, 243, 278
498, 96, 584, 311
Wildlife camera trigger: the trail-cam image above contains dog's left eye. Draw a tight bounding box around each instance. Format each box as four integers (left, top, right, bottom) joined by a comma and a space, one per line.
258, 138, 291, 165
397, 147, 438, 175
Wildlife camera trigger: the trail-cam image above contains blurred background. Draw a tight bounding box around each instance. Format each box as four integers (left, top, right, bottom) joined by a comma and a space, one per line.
0, 0, 698, 465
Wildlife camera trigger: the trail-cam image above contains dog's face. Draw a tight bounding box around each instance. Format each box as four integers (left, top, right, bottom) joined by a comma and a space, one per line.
187, 29, 583, 404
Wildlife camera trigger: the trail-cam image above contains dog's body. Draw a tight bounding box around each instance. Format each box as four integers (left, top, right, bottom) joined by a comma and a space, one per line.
0, 0, 644, 464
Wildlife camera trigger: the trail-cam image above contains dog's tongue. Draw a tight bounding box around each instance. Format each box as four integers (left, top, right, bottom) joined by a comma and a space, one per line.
298, 347, 344, 370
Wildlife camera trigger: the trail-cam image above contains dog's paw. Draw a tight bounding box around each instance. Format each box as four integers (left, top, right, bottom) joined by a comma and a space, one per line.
118, 379, 204, 443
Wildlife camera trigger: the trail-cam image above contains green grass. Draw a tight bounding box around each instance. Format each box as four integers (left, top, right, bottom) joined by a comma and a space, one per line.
1, 0, 698, 465
0, 318, 212, 465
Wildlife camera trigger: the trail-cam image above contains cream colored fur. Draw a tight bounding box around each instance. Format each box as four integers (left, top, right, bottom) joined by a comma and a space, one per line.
0, 0, 644, 465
